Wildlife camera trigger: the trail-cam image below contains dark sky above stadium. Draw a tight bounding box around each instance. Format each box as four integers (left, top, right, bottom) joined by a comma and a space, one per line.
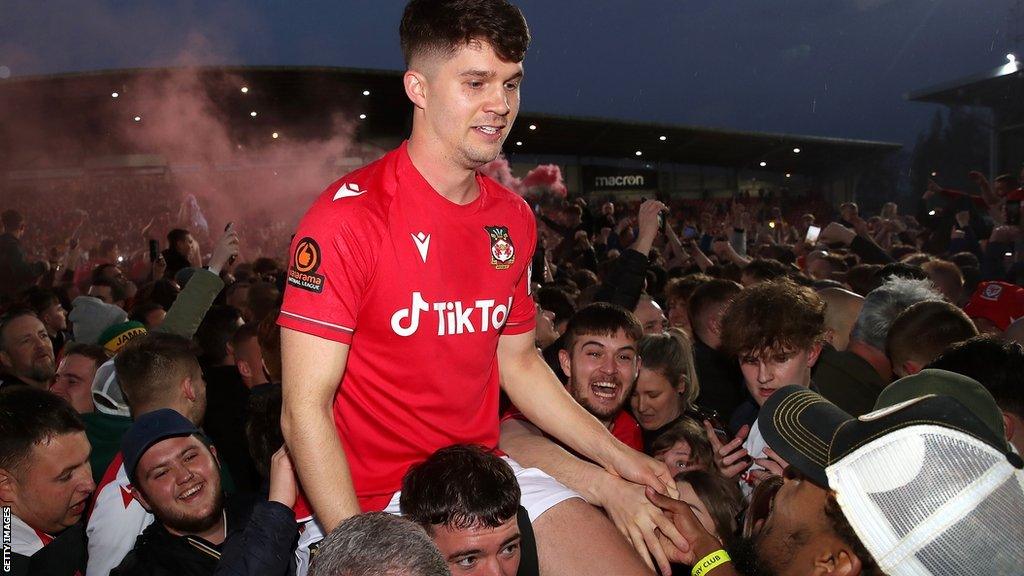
1, 0, 1018, 147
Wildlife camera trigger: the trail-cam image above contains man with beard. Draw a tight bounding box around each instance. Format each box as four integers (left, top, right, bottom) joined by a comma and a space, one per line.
112, 409, 298, 576
0, 307, 57, 389
501, 303, 687, 573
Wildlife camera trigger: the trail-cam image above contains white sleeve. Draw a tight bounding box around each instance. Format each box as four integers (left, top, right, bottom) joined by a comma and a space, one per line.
85, 464, 155, 576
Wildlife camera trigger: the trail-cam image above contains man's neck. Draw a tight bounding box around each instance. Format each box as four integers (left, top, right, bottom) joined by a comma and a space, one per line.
847, 340, 892, 382
406, 133, 480, 205
167, 511, 226, 545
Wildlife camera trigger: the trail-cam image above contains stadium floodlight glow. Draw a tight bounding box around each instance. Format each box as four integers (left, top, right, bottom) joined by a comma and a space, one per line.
1008, 53, 1017, 64
931, 171, 937, 177
659, 135, 667, 141
250, 111, 258, 117
785, 173, 792, 178
793, 147, 801, 154
241, 86, 249, 93
516, 141, 523, 146
759, 161, 767, 167
928, 210, 937, 216
133, 116, 141, 122
635, 150, 643, 156
529, 124, 537, 130
362, 90, 370, 96
111, 92, 119, 98
272, 132, 279, 139
359, 113, 367, 120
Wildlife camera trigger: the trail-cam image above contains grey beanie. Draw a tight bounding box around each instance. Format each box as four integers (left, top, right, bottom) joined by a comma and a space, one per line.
69, 296, 127, 345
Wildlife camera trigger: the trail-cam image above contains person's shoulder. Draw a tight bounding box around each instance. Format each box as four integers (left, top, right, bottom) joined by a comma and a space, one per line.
296, 153, 400, 241
481, 174, 533, 217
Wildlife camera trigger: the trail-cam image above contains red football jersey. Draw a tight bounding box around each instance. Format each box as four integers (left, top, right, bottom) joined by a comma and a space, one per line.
502, 404, 644, 454
279, 142, 537, 512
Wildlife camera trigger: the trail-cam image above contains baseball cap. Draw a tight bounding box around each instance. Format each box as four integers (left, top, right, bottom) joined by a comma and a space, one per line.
91, 358, 131, 417
963, 281, 1024, 332
874, 368, 1008, 449
121, 408, 202, 485
759, 385, 1024, 576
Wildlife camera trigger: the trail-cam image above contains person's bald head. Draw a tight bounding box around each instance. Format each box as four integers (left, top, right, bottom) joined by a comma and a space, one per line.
819, 287, 864, 351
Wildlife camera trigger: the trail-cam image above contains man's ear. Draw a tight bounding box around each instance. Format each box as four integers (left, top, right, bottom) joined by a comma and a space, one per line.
814, 546, 863, 575
902, 360, 923, 376
182, 376, 196, 402
404, 70, 428, 110
131, 486, 152, 512
237, 359, 252, 380
807, 342, 824, 367
1004, 410, 1016, 441
0, 350, 12, 371
558, 349, 572, 379
0, 467, 18, 505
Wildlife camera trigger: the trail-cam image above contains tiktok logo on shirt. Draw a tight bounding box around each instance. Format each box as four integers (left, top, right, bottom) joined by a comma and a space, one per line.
390, 292, 513, 337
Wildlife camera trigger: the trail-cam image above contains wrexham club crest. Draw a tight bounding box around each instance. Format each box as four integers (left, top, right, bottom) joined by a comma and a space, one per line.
484, 226, 516, 270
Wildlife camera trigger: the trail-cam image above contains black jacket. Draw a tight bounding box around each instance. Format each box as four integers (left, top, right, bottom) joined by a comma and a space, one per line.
9, 520, 88, 576
113, 496, 297, 576
0, 232, 46, 300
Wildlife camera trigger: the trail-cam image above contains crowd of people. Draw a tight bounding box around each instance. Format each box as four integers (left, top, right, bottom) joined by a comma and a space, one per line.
2, 1, 1023, 575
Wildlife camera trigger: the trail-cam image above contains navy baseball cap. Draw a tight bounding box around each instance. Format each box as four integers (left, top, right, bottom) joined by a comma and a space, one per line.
121, 408, 202, 485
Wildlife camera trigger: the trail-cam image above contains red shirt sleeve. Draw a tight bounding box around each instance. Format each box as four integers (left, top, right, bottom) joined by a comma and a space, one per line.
278, 192, 376, 344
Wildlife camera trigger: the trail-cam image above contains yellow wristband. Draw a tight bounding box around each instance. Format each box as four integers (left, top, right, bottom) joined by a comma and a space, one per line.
691, 549, 731, 576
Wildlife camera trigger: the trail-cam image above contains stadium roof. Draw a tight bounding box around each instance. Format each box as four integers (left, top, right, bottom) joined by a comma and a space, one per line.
0, 65, 899, 173
905, 60, 1023, 110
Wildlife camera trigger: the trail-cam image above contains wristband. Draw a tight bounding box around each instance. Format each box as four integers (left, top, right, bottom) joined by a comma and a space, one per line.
691, 549, 731, 576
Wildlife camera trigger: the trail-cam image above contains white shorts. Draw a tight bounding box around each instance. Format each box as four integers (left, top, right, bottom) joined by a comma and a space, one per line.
295, 456, 580, 576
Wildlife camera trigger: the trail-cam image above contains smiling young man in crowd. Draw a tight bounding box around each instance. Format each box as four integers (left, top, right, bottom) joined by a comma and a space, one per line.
277, 1, 674, 575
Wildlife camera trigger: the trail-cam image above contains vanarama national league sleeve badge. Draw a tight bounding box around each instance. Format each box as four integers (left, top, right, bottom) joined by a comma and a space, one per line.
288, 237, 326, 293
484, 226, 515, 270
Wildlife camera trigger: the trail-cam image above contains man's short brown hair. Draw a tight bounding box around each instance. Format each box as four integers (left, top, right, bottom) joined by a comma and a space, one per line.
114, 333, 202, 413
885, 300, 977, 370
561, 302, 642, 352
400, 0, 531, 66
720, 280, 826, 356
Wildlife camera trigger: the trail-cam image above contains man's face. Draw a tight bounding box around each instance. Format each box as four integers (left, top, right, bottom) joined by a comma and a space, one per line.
1, 314, 56, 385
635, 299, 668, 335
734, 470, 845, 576
51, 354, 98, 413
39, 302, 68, 335
415, 39, 522, 169
431, 517, 521, 576
560, 329, 639, 424
666, 297, 690, 332
0, 431, 94, 534
133, 435, 223, 536
740, 345, 821, 407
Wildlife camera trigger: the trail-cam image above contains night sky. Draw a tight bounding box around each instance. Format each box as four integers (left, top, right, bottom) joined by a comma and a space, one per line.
1, 0, 1018, 147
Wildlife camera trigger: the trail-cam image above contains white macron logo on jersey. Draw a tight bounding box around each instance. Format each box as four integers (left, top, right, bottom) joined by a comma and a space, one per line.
333, 182, 366, 201
411, 232, 431, 263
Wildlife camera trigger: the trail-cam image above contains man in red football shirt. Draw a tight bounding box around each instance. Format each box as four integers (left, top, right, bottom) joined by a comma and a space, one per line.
278, 1, 677, 574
